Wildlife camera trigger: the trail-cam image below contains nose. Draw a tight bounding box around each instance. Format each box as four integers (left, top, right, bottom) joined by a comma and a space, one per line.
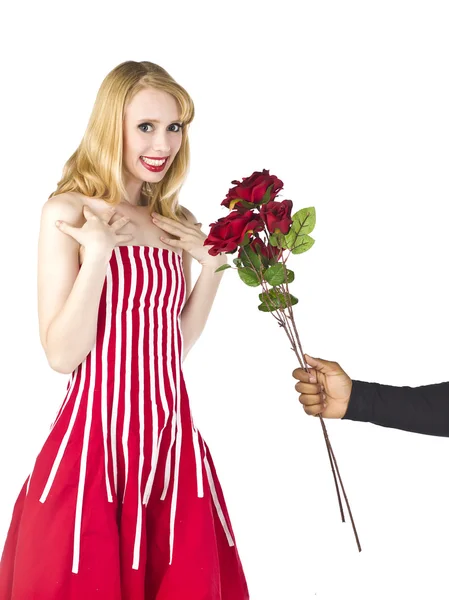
150, 128, 170, 154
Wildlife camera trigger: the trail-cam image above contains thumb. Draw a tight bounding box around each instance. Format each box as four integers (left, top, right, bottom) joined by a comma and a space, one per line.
55, 219, 76, 237
304, 353, 337, 375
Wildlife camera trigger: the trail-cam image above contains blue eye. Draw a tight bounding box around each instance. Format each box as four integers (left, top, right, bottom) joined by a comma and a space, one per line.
138, 122, 183, 133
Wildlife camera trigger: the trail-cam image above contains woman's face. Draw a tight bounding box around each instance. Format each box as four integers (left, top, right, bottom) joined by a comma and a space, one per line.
122, 86, 184, 185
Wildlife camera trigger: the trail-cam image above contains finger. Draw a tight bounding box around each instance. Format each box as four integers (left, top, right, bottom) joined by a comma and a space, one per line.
295, 381, 321, 395
304, 353, 336, 375
298, 392, 323, 407
152, 213, 194, 235
101, 205, 117, 223
111, 215, 130, 230
301, 399, 326, 416
160, 236, 183, 248
55, 220, 77, 237
292, 367, 309, 382
153, 217, 187, 236
194, 222, 203, 227
292, 366, 318, 383
116, 233, 135, 245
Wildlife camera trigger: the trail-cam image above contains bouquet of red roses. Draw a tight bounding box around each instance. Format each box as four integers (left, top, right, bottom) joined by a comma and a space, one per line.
204, 169, 361, 552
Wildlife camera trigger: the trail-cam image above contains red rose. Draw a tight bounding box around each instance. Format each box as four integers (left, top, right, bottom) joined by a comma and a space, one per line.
239, 237, 282, 261
260, 200, 293, 235
221, 169, 284, 210
205, 210, 264, 256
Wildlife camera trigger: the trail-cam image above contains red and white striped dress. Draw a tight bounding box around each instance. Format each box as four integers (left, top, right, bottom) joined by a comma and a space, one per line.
0, 245, 249, 599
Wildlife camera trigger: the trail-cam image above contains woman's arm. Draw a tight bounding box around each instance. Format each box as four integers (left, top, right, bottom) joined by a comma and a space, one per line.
177, 206, 227, 360
38, 194, 112, 374
343, 379, 449, 437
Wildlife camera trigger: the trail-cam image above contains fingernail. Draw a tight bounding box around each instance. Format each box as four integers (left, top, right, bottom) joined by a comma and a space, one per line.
309, 375, 317, 383
323, 403, 328, 409
322, 393, 326, 401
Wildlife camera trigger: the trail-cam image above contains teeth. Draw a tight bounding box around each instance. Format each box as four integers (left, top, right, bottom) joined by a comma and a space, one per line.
141, 157, 167, 166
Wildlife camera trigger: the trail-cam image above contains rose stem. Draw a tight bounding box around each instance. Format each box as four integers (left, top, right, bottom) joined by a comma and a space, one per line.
279, 317, 346, 525
284, 308, 362, 552
275, 248, 347, 524
243, 243, 345, 522
318, 415, 362, 552
241, 243, 361, 550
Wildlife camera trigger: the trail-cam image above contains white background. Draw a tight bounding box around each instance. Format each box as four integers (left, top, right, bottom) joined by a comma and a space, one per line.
1, 1, 448, 599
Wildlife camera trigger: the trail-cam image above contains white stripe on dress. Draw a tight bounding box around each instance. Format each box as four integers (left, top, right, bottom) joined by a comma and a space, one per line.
31, 370, 78, 496
143, 249, 169, 505
122, 246, 138, 501
111, 249, 126, 495
174, 263, 204, 497
160, 252, 180, 502
72, 343, 98, 573
49, 370, 76, 431
39, 363, 87, 503
101, 267, 114, 502
168, 252, 185, 565
132, 247, 152, 570
201, 438, 235, 547
191, 420, 204, 498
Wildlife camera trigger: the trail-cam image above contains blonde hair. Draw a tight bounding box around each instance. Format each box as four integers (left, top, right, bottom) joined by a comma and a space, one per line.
49, 61, 195, 221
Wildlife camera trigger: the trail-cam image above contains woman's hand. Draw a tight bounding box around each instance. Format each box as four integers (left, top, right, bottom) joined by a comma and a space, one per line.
152, 212, 227, 268
292, 354, 353, 419
55, 205, 133, 257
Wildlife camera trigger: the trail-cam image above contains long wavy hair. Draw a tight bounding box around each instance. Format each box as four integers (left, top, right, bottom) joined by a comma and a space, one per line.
49, 61, 195, 221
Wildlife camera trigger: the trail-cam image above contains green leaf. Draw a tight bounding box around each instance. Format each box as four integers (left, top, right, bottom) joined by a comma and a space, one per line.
277, 233, 287, 248
239, 245, 262, 271
286, 269, 295, 283
258, 302, 277, 313
291, 207, 316, 235
215, 263, 232, 273
240, 200, 257, 210
233, 257, 243, 267
284, 293, 299, 307
260, 184, 274, 205
269, 234, 279, 247
269, 233, 287, 248
291, 235, 315, 254
259, 289, 285, 312
285, 226, 302, 250
264, 264, 286, 286
259, 288, 298, 310
241, 231, 252, 246
238, 267, 260, 287
263, 264, 295, 286
259, 288, 282, 303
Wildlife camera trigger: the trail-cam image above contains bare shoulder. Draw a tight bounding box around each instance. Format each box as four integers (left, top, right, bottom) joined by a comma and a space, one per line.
178, 204, 198, 225
41, 191, 84, 223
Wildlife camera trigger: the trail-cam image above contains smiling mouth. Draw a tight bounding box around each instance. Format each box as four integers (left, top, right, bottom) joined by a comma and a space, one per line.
140, 156, 169, 166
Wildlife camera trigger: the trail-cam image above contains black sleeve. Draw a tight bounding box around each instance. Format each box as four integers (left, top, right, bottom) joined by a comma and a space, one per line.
342, 379, 449, 437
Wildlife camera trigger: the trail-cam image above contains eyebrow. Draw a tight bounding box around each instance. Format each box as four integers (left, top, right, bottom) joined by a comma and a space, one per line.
137, 118, 182, 123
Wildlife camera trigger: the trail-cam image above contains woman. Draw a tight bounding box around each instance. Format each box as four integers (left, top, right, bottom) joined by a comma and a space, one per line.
0, 60, 249, 599
293, 354, 449, 436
